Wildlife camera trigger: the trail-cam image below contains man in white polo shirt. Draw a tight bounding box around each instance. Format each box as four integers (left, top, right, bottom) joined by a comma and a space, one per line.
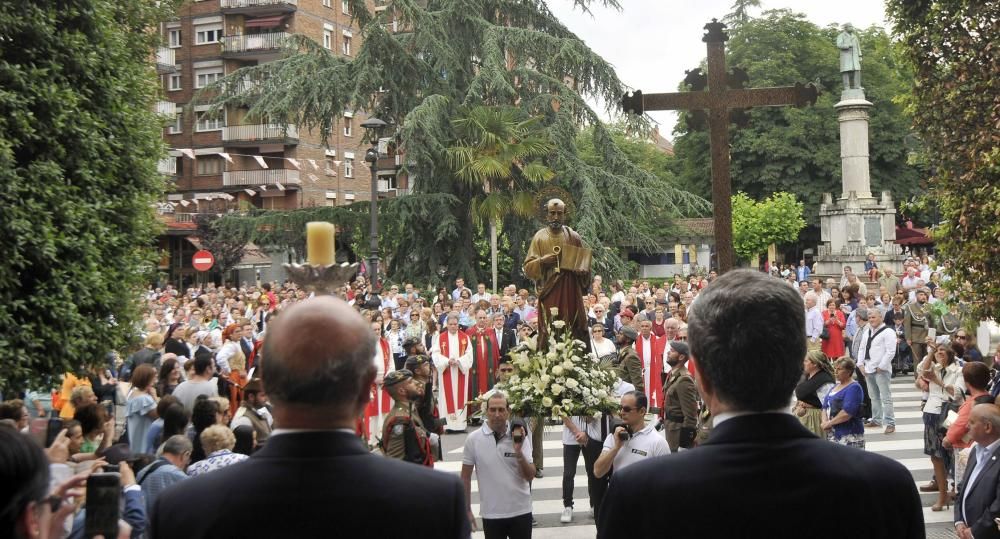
593, 391, 669, 480
461, 391, 535, 538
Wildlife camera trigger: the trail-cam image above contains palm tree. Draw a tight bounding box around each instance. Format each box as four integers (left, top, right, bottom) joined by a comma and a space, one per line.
446, 105, 554, 292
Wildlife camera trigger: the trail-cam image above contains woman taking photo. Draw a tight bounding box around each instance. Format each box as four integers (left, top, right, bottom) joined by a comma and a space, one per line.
822, 357, 865, 448
917, 342, 964, 511
821, 299, 846, 359
795, 351, 835, 438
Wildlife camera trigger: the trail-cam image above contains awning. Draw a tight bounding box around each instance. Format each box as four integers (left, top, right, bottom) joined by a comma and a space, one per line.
245, 16, 285, 29
233, 242, 273, 270
186, 236, 203, 250
894, 226, 933, 246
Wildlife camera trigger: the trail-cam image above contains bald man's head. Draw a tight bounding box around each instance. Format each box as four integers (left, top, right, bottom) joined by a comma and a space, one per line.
970, 403, 1000, 445
261, 296, 375, 410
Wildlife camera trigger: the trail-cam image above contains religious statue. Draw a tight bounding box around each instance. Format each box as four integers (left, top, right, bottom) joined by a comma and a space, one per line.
836, 23, 862, 91
523, 199, 592, 345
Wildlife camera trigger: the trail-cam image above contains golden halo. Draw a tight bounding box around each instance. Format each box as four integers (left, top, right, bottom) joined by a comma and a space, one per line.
534, 185, 576, 224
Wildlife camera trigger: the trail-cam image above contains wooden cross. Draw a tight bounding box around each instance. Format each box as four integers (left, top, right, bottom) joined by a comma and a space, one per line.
623, 19, 817, 273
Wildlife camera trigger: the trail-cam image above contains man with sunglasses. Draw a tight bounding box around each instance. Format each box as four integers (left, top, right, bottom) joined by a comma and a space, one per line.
593, 391, 668, 480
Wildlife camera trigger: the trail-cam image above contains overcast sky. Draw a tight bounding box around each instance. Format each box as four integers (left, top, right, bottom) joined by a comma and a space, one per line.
546, 0, 891, 135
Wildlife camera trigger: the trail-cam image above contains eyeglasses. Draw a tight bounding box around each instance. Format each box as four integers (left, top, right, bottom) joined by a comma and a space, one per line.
956, 335, 968, 340
499, 368, 514, 373
619, 406, 639, 413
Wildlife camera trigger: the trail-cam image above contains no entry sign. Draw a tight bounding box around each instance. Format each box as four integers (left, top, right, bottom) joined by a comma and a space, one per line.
192, 250, 215, 272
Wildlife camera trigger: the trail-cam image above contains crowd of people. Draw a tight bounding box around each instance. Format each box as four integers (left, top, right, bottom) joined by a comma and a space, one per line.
3, 252, 1000, 538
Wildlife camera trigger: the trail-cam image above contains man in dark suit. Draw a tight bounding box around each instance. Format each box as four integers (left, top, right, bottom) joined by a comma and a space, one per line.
597, 270, 923, 538
151, 296, 470, 539
955, 403, 1000, 539
492, 312, 516, 360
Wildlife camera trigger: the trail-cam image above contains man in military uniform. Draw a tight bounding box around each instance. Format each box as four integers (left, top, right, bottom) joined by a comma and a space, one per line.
662, 341, 699, 452
904, 288, 931, 366
615, 326, 644, 393
404, 354, 442, 460
380, 370, 434, 467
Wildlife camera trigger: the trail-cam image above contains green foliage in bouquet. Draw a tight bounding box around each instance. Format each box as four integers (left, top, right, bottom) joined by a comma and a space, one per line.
500, 316, 619, 420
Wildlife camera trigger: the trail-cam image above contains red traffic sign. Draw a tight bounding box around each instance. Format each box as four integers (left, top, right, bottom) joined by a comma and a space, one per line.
192, 250, 215, 272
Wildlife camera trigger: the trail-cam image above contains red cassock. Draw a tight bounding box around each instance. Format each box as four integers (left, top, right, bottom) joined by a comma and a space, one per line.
439, 331, 470, 415
365, 338, 393, 418
636, 334, 666, 410
466, 327, 500, 398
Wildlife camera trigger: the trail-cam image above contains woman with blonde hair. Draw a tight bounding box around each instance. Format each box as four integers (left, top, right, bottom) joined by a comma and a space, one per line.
186, 425, 248, 476
794, 351, 835, 437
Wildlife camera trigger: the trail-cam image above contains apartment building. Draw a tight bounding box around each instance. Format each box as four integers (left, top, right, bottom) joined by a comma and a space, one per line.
155, 0, 407, 285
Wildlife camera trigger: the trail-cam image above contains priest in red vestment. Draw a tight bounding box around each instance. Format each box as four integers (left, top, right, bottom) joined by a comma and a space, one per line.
465, 309, 501, 416
432, 314, 473, 431
636, 319, 666, 412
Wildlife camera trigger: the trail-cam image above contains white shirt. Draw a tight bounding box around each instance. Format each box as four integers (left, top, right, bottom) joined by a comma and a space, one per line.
805, 307, 824, 340
590, 338, 617, 362
601, 423, 668, 474
857, 323, 897, 373
463, 423, 533, 519
471, 292, 492, 304
639, 336, 653, 391
562, 416, 603, 444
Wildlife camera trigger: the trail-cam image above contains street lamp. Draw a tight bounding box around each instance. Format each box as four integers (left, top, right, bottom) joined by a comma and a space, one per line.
361, 117, 388, 286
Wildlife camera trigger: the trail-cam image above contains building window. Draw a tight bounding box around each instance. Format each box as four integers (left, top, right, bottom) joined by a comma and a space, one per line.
167, 113, 182, 134
195, 25, 222, 45
344, 158, 354, 178
168, 72, 182, 91
195, 68, 223, 89
196, 112, 223, 132
342, 0, 349, 14
196, 156, 224, 175
341, 35, 351, 56
343, 117, 352, 137
322, 0, 331, 6
323, 30, 332, 49
168, 29, 182, 48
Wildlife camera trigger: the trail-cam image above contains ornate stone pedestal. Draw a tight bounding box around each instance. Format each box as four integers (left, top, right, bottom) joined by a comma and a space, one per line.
813, 91, 905, 276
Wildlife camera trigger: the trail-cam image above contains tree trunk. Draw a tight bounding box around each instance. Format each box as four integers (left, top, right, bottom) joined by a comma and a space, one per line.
490, 220, 498, 292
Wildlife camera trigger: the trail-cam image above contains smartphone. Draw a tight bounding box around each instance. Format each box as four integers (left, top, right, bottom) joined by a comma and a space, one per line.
102, 400, 115, 420
927, 328, 936, 340
84, 473, 120, 539
44, 418, 63, 448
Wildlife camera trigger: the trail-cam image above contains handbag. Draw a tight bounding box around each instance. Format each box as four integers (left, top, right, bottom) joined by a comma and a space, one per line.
820, 327, 830, 340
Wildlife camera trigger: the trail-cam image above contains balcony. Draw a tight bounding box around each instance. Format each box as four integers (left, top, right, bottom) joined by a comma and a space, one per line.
220, 0, 297, 15
155, 47, 176, 74
155, 101, 174, 116
221, 32, 288, 59
223, 169, 301, 188
221, 123, 298, 145
157, 158, 177, 175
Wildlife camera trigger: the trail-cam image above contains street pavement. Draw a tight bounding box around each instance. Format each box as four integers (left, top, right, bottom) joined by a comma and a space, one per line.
436, 377, 958, 538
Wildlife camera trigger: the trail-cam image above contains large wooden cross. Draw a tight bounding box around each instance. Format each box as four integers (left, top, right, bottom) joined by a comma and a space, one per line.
623, 19, 817, 273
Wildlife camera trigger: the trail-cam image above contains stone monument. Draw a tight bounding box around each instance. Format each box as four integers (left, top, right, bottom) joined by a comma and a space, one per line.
814, 24, 905, 276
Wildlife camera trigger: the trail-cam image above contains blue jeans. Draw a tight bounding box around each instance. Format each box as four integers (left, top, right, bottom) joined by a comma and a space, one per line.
866, 370, 895, 427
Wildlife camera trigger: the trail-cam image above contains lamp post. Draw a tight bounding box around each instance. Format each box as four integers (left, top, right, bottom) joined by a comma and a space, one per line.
361, 117, 387, 286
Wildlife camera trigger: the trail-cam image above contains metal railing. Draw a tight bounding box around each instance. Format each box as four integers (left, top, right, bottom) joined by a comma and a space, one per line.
157, 158, 176, 175
221, 123, 298, 142
223, 169, 301, 186
156, 47, 175, 69
221, 32, 288, 54
221, 0, 297, 7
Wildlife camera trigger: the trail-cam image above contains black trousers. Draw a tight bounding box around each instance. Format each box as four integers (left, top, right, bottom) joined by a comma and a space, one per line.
562, 438, 608, 517
482, 512, 532, 539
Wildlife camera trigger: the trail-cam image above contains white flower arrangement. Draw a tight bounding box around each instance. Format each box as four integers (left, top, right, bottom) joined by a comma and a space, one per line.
497, 316, 619, 419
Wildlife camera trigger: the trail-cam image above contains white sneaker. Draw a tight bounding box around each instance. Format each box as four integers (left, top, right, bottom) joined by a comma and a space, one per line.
560, 506, 573, 523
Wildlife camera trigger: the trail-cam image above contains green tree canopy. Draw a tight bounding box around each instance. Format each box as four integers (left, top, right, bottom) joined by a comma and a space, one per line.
0, 0, 169, 391
204, 0, 707, 286
886, 0, 1000, 321
731, 192, 805, 264
671, 9, 922, 257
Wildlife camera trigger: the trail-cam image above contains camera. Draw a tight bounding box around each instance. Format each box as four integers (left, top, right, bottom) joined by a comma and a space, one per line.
511, 420, 526, 444
617, 425, 633, 442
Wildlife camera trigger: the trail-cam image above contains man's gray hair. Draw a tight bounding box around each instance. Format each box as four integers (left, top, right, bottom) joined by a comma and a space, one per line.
162, 434, 193, 456
855, 307, 868, 320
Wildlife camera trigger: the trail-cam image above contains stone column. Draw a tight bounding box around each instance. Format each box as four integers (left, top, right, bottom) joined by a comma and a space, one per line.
835, 92, 874, 201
